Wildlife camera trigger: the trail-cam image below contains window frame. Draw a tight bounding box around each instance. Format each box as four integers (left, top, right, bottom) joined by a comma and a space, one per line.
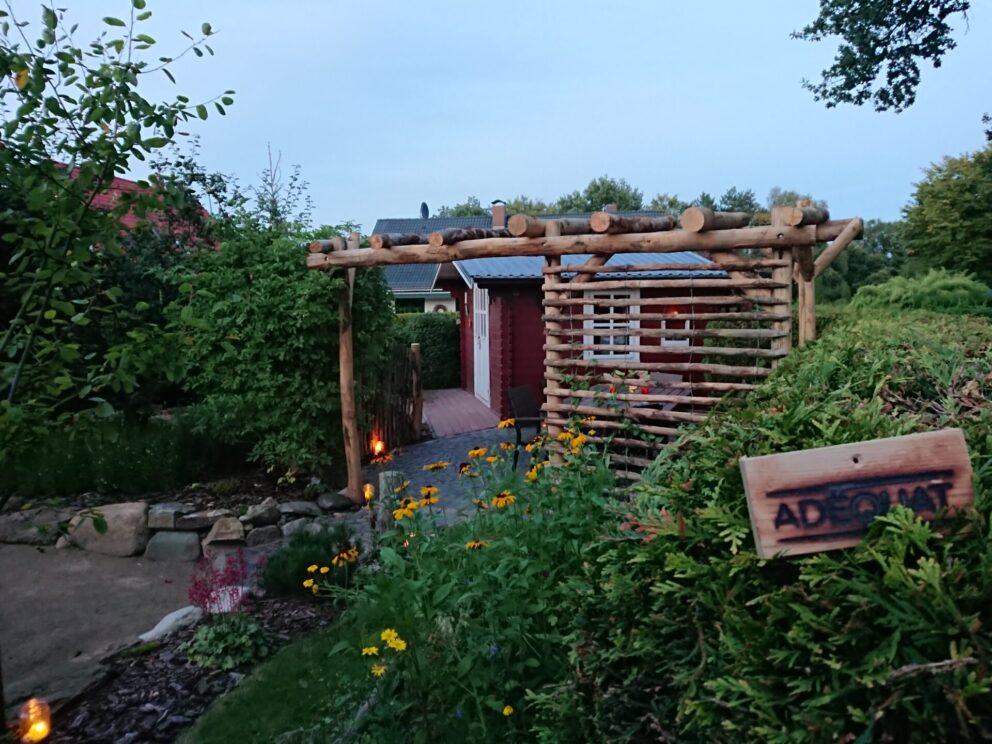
582, 290, 640, 361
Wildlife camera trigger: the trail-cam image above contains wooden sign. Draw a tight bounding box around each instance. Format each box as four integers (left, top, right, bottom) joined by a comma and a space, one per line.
740, 429, 973, 558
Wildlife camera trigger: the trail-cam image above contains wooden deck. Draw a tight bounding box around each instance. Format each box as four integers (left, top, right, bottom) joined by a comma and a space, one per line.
424, 388, 500, 438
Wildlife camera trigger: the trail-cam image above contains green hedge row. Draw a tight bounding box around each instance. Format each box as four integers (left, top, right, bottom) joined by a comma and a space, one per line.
393, 312, 460, 389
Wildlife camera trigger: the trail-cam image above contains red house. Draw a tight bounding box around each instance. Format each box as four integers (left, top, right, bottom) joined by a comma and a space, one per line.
373, 206, 729, 419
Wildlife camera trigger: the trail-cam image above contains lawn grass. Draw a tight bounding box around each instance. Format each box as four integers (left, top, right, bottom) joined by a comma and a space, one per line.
177, 626, 359, 744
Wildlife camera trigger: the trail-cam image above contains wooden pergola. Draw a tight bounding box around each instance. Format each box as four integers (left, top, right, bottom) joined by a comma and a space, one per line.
309, 204, 863, 502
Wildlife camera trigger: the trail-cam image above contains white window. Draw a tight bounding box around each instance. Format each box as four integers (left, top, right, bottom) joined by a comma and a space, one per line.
662, 312, 690, 348
583, 291, 639, 361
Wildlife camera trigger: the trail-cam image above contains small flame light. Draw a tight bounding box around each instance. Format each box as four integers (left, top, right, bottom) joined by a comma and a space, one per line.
363, 483, 375, 504
19, 698, 51, 743
371, 438, 385, 456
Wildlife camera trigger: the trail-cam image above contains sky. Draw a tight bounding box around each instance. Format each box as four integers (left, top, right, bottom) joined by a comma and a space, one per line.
24, 1, 992, 232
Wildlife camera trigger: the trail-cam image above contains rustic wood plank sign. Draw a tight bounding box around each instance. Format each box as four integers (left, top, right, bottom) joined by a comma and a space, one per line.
740, 429, 973, 558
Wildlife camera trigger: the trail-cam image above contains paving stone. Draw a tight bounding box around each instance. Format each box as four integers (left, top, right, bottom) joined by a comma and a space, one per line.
147, 503, 195, 530
144, 531, 202, 561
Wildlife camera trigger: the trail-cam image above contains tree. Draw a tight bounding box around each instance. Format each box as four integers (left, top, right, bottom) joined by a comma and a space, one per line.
434, 197, 488, 218
794, 0, 970, 112
647, 193, 689, 217
691, 192, 718, 210
903, 145, 992, 285
718, 187, 762, 214
504, 195, 552, 215
555, 176, 643, 213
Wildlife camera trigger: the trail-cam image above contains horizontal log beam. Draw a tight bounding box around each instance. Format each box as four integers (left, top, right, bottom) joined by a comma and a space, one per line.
545, 342, 785, 358
544, 296, 781, 308
309, 236, 347, 253
542, 259, 789, 274
546, 358, 773, 377
784, 205, 830, 227
544, 373, 759, 392
815, 219, 862, 242
507, 214, 546, 238
680, 207, 752, 232
543, 401, 706, 423
545, 416, 681, 438
552, 326, 785, 340
541, 311, 791, 323
607, 452, 658, 468
583, 434, 668, 450
814, 217, 864, 278
307, 224, 836, 269
428, 227, 509, 247
590, 212, 675, 234
547, 387, 721, 406
369, 233, 425, 250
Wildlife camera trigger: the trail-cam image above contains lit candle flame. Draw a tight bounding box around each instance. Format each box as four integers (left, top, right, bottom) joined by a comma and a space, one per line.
19, 698, 51, 742
371, 438, 385, 455
363, 483, 374, 503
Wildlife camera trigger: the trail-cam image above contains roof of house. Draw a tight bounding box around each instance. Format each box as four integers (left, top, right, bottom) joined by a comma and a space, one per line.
383, 264, 441, 292
371, 211, 724, 289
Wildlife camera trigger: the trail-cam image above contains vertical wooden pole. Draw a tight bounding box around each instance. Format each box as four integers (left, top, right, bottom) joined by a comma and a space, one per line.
769, 206, 794, 365
410, 342, 423, 441
339, 232, 363, 504
543, 256, 563, 463
797, 267, 816, 346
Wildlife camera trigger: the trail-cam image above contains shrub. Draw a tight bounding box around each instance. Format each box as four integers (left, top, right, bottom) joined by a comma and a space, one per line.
260, 523, 359, 597
849, 268, 991, 314
182, 613, 270, 670
394, 312, 460, 389
532, 310, 992, 743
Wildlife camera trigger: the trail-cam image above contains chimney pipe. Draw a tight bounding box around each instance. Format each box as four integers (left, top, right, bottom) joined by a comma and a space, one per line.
491, 201, 506, 229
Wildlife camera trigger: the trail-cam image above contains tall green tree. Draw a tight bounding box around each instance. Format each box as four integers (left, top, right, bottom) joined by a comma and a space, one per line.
647, 193, 689, 217
903, 145, 992, 284
718, 187, 762, 214
555, 175, 643, 213
434, 196, 488, 217
795, 0, 971, 111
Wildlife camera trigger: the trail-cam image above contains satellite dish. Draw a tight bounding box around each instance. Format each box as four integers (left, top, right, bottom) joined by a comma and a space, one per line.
420, 202, 429, 219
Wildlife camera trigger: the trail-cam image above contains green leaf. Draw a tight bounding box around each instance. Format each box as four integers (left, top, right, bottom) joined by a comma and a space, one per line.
103, 16, 127, 27
132, 0, 147, 8
43, 309, 56, 320
144, 136, 170, 149
162, 68, 175, 84
196, 104, 208, 120
201, 22, 212, 35
42, 6, 56, 29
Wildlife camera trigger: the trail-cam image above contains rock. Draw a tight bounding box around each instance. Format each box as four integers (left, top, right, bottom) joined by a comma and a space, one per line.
240, 497, 280, 526
68, 502, 149, 557
277, 500, 321, 518
138, 606, 203, 643
246, 524, 282, 547
56, 535, 71, 549
175, 508, 233, 531
202, 517, 244, 545
317, 491, 354, 512
0, 507, 73, 545
147, 503, 195, 530
281, 517, 312, 538
143, 531, 201, 561
1, 495, 23, 513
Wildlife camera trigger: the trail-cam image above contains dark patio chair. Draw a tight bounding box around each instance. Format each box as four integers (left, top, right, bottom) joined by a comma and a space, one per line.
507, 385, 544, 468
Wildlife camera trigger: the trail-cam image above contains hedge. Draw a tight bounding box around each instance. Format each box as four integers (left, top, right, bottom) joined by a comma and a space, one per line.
393, 312, 460, 389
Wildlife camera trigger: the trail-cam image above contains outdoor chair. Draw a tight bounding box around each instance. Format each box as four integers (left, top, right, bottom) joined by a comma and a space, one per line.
507, 385, 544, 468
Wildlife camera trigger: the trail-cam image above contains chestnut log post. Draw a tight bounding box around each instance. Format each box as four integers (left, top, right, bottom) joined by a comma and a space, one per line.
544, 220, 561, 238
769, 207, 793, 363
410, 342, 423, 441
339, 232, 364, 504
427, 227, 510, 247
798, 276, 816, 346
543, 256, 564, 464
680, 207, 751, 232
508, 214, 546, 238
784, 205, 830, 227
813, 218, 864, 278
309, 236, 347, 253
589, 212, 675, 234
370, 233, 424, 250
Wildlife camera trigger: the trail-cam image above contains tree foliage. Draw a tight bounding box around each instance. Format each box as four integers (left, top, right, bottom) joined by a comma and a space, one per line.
555, 175, 643, 213
903, 145, 992, 285
794, 0, 970, 111
435, 196, 488, 218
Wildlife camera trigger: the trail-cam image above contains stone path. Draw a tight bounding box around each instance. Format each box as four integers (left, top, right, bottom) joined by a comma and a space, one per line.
0, 544, 195, 712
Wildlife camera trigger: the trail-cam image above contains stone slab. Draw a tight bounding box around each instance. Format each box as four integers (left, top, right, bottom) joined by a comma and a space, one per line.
144, 531, 202, 562
69, 502, 149, 557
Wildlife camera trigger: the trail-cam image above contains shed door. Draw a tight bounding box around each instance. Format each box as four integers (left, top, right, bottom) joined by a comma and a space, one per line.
473, 285, 490, 406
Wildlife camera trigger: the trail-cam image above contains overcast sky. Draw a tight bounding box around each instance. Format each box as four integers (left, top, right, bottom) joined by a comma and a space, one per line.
26, 1, 992, 231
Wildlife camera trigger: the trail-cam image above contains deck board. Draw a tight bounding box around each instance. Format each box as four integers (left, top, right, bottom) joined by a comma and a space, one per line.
424, 388, 500, 438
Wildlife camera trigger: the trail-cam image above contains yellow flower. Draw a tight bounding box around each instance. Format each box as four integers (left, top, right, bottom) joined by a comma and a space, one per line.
557, 431, 573, 442
319, 566, 330, 574
381, 628, 398, 643
526, 467, 539, 483
311, 583, 319, 595
472, 498, 489, 510
387, 637, 407, 652
420, 485, 439, 497
502, 705, 514, 716
419, 495, 439, 507
468, 447, 487, 459
422, 461, 450, 471
307, 564, 318, 573
346, 546, 360, 561
465, 540, 489, 550
393, 506, 415, 521
361, 646, 379, 656
457, 462, 473, 477
303, 578, 314, 588
363, 483, 375, 503
498, 418, 515, 429
570, 434, 588, 450
485, 455, 499, 464
491, 491, 516, 509
499, 442, 515, 451
331, 547, 359, 567
371, 664, 386, 678
393, 480, 410, 494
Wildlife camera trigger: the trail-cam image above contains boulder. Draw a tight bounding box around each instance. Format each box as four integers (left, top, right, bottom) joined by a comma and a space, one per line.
144, 531, 202, 561
175, 508, 233, 531
281, 517, 312, 538
317, 491, 354, 512
147, 502, 196, 530
246, 524, 282, 547
55, 535, 71, 549
138, 606, 203, 643
68, 502, 149, 557
0, 507, 73, 545
202, 517, 244, 545
277, 500, 321, 518
240, 497, 280, 526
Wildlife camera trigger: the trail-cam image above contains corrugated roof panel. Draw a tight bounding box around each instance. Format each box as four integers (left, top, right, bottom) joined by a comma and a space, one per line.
383, 263, 440, 292
455, 252, 726, 281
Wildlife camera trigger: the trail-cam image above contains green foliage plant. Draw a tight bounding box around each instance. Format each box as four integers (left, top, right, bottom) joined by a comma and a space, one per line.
182, 612, 270, 670
394, 312, 460, 389
850, 269, 990, 314
531, 309, 992, 743
260, 523, 359, 597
